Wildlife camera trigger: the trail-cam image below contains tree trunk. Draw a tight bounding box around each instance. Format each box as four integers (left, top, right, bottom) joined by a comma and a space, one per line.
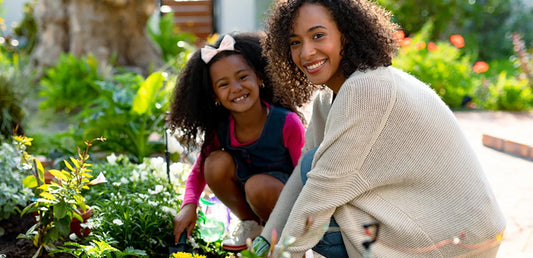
32, 0, 163, 75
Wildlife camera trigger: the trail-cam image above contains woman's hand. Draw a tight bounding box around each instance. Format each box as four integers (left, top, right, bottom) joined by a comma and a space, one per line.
173, 203, 198, 243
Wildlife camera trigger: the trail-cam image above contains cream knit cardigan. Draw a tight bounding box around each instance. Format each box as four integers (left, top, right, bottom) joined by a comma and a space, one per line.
262, 67, 506, 257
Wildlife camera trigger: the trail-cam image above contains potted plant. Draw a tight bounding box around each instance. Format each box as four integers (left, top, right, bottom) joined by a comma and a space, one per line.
17, 136, 107, 257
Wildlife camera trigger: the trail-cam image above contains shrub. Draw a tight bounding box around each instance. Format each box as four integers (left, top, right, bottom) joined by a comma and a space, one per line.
86, 156, 187, 257
148, 13, 197, 63
0, 138, 34, 222
19, 137, 106, 257
39, 53, 102, 113
0, 52, 34, 139
393, 22, 476, 108
475, 72, 532, 111
78, 71, 174, 162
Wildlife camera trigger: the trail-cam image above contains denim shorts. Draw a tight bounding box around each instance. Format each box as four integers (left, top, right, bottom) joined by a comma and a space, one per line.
301, 147, 349, 258
233, 154, 290, 184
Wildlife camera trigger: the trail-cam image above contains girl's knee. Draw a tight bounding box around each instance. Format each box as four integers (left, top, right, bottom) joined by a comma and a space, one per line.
204, 150, 235, 183
244, 175, 283, 205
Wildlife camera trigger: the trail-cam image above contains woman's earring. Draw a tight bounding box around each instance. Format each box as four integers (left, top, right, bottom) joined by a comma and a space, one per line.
260, 83, 265, 88
214, 101, 220, 106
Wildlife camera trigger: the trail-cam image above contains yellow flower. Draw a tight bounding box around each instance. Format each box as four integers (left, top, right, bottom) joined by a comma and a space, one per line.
206, 33, 219, 45
171, 252, 206, 258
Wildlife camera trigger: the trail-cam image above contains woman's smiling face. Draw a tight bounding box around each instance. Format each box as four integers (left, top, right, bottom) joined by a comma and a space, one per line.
209, 54, 262, 114
289, 3, 346, 92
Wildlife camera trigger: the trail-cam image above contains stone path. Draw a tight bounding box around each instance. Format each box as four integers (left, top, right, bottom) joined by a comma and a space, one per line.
454, 111, 533, 257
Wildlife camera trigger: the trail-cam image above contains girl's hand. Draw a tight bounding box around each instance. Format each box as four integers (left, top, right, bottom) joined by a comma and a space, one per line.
173, 203, 198, 243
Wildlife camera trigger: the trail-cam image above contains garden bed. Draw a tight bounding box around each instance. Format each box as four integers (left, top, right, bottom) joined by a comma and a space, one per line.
0, 213, 72, 257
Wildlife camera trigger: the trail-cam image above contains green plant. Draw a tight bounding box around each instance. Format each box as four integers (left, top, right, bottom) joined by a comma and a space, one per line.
51, 238, 147, 258
378, 0, 532, 62
12, 0, 38, 54
39, 53, 103, 113
393, 22, 476, 108
18, 136, 106, 257
0, 52, 34, 139
148, 13, 197, 62
83, 156, 186, 257
476, 72, 532, 111
0, 138, 34, 222
78, 71, 174, 162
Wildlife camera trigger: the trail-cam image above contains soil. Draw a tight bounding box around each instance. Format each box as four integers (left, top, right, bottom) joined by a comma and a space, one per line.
0, 212, 73, 258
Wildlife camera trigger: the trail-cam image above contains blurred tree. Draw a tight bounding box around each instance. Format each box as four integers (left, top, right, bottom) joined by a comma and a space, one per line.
31, 0, 163, 75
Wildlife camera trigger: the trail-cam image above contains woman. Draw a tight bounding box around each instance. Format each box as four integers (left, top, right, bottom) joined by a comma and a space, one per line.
252, 0, 506, 257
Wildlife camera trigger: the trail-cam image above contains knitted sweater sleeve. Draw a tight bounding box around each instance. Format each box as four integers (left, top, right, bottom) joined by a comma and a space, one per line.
280, 72, 397, 257
260, 89, 332, 244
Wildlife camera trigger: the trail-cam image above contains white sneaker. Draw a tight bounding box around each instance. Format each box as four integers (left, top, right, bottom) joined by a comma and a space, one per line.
222, 220, 262, 251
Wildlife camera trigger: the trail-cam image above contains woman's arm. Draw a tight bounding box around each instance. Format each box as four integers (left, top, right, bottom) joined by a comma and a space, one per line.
279, 73, 397, 256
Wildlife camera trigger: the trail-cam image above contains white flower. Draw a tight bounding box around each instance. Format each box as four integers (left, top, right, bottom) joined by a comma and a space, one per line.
161, 206, 177, 217
148, 201, 158, 206
22, 163, 31, 170
112, 182, 121, 186
69, 233, 79, 241
148, 185, 164, 195
88, 172, 107, 185
167, 131, 184, 154
106, 153, 117, 165
112, 219, 123, 226
149, 157, 165, 172
131, 170, 139, 182
189, 237, 200, 249
120, 177, 129, 184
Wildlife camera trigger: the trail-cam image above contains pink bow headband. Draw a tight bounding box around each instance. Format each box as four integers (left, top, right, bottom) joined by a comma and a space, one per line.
201, 35, 236, 64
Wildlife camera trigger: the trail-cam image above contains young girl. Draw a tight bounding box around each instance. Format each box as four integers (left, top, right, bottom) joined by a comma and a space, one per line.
253, 0, 506, 257
168, 32, 305, 251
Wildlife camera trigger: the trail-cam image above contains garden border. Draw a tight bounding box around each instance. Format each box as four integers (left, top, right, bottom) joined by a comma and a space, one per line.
482, 134, 533, 161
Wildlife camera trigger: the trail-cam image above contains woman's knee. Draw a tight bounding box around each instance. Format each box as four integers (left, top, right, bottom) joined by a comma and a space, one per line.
204, 150, 235, 183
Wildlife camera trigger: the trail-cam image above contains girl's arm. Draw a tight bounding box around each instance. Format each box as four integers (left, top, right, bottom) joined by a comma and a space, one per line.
181, 155, 207, 207
283, 112, 306, 166
181, 133, 221, 207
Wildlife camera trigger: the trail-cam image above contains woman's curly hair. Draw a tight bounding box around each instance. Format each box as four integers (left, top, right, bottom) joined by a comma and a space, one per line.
169, 31, 301, 155
263, 0, 400, 104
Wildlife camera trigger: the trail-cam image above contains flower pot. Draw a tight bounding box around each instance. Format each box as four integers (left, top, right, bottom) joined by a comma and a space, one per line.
44, 171, 55, 184
70, 209, 92, 238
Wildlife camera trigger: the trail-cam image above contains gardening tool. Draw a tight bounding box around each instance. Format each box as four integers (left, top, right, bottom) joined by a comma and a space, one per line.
164, 112, 171, 184
169, 231, 194, 255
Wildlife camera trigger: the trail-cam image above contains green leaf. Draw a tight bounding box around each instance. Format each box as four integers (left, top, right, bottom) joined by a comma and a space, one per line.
23, 175, 38, 188
64, 159, 75, 172
56, 216, 71, 236
70, 157, 81, 169
20, 202, 37, 215
49, 169, 68, 181
131, 72, 164, 115
54, 202, 68, 219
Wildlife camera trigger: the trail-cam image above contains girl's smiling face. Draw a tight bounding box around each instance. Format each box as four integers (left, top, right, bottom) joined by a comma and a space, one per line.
289, 3, 346, 92
210, 54, 262, 114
